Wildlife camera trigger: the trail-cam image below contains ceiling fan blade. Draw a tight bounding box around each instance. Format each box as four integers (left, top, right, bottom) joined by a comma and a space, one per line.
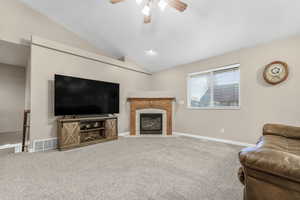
168, 0, 188, 12
144, 15, 151, 24
110, 0, 126, 4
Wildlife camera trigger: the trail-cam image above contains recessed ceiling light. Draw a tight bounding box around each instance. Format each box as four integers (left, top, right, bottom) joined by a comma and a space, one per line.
142, 4, 151, 16
158, 0, 168, 11
136, 0, 143, 5
145, 49, 157, 56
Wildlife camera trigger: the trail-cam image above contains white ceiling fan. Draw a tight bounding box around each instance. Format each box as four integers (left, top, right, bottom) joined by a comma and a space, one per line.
110, 0, 188, 24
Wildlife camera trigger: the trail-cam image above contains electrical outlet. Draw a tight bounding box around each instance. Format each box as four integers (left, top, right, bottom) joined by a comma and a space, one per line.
220, 128, 225, 133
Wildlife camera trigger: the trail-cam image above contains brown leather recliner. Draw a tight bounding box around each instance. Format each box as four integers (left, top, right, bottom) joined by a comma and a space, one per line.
238, 124, 300, 200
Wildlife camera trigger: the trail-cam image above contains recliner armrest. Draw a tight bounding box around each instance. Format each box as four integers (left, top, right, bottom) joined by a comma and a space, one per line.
238, 167, 245, 185
263, 124, 300, 139
239, 148, 300, 183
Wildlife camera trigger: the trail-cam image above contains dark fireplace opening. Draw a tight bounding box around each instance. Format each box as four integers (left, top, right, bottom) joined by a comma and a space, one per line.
140, 113, 163, 135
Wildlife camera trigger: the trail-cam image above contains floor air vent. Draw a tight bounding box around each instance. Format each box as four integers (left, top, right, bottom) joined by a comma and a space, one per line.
33, 138, 58, 152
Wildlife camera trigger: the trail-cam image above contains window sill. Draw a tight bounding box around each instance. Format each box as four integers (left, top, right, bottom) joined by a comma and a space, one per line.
187, 106, 241, 110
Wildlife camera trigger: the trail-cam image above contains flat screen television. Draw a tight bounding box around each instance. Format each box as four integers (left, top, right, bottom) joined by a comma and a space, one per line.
54, 74, 119, 116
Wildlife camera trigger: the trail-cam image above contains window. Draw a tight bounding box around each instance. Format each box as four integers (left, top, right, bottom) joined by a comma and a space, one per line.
187, 64, 240, 109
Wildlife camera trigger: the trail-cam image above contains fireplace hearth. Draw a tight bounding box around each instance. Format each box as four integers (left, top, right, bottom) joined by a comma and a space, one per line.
140, 113, 163, 134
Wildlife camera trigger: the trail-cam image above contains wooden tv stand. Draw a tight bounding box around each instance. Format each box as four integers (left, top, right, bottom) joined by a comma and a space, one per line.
57, 116, 118, 150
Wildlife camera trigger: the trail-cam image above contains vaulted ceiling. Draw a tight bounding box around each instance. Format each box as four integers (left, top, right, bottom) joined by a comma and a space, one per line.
20, 0, 300, 72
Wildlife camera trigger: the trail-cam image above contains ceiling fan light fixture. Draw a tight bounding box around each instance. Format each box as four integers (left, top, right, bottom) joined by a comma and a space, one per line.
158, 0, 168, 11
136, 0, 143, 5
111, 0, 188, 24
142, 5, 151, 16
145, 49, 157, 56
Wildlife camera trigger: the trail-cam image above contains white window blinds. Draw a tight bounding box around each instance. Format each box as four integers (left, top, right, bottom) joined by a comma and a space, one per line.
188, 64, 240, 109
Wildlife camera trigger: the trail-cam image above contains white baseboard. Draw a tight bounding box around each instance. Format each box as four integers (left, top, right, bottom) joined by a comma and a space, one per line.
0, 143, 22, 153
173, 132, 255, 147
40, 131, 253, 148
0, 130, 22, 134
118, 132, 179, 137
119, 132, 130, 136
124, 135, 178, 138
118, 131, 254, 147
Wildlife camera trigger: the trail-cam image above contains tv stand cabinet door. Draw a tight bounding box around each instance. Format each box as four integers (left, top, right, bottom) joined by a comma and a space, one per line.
59, 122, 80, 149
105, 119, 117, 138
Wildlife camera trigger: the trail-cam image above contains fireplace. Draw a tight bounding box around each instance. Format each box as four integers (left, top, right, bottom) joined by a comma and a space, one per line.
140, 113, 163, 135
127, 98, 175, 136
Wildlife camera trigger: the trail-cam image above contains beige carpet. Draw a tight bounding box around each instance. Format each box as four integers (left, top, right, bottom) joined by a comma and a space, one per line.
0, 136, 243, 200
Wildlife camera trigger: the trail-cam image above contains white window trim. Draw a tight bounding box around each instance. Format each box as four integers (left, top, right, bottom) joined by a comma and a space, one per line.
187, 63, 241, 110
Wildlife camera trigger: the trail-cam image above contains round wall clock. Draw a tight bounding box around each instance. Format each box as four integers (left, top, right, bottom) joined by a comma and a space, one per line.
263, 61, 289, 85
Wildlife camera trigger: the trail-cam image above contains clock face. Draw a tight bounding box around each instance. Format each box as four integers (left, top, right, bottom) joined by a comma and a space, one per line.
263, 61, 288, 85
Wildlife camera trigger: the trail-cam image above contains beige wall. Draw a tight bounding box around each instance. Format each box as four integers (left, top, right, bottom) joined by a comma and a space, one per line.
5, 0, 298, 144
0, 63, 25, 133
0, 0, 104, 55
0, 0, 151, 141
30, 45, 151, 141
152, 35, 300, 144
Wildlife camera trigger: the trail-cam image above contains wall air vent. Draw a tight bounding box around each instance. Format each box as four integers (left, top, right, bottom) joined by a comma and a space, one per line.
32, 138, 57, 152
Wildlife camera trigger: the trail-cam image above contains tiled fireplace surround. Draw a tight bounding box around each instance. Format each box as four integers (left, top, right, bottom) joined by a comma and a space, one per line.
127, 98, 175, 136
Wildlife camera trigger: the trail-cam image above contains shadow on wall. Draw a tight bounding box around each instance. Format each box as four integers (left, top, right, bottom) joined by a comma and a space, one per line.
48, 80, 57, 137
48, 80, 55, 118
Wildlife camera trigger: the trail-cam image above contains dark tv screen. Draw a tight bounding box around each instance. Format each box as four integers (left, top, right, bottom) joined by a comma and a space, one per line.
55, 74, 119, 116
